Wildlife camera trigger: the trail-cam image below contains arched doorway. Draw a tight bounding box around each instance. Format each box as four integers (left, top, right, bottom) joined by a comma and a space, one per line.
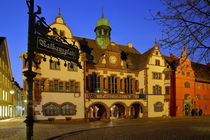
110, 103, 126, 119
130, 103, 143, 119
88, 103, 108, 120
184, 104, 191, 116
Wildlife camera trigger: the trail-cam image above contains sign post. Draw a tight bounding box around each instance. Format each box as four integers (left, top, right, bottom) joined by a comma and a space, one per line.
24, 0, 36, 139
24, 1, 81, 139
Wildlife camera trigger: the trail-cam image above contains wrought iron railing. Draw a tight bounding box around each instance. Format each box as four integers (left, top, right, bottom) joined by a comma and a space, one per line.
86, 93, 147, 99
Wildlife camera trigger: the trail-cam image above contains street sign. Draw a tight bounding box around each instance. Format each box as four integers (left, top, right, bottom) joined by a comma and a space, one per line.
35, 35, 79, 63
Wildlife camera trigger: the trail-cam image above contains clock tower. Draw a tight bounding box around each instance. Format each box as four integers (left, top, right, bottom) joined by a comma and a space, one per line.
94, 9, 111, 49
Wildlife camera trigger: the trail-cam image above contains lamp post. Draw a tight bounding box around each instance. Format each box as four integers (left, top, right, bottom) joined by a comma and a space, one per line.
23, 0, 37, 139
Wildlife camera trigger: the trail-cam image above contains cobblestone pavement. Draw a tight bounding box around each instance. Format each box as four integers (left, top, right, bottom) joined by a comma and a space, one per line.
55, 117, 210, 140
0, 117, 210, 140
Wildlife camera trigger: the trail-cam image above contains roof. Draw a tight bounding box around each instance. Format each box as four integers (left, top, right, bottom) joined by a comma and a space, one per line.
163, 54, 210, 83
73, 36, 141, 69
191, 62, 210, 83
96, 17, 110, 27
134, 47, 154, 70
163, 55, 179, 70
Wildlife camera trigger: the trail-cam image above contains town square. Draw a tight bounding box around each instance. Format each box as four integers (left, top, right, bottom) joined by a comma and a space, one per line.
0, 0, 209, 139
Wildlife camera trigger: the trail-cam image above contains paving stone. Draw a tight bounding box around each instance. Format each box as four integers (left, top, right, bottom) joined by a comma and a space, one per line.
0, 117, 210, 140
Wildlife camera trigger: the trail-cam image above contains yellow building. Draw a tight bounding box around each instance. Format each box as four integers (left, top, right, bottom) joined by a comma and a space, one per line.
0, 37, 15, 119
22, 12, 170, 121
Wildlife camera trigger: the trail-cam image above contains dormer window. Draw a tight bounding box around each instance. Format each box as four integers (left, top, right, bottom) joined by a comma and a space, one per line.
50, 61, 60, 70
60, 30, 65, 37
67, 63, 77, 71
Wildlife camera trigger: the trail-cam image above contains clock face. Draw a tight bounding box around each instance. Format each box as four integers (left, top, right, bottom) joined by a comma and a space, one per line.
109, 56, 117, 64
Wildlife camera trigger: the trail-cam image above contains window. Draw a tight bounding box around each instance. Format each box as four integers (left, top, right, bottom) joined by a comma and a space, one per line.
204, 95, 209, 100
155, 59, 160, 66
43, 104, 59, 116
75, 82, 80, 93
49, 81, 54, 91
70, 80, 75, 92
155, 51, 159, 55
50, 61, 60, 70
186, 72, 190, 76
182, 71, 185, 75
59, 82, 63, 92
90, 74, 100, 93
153, 73, 161, 79
184, 82, 190, 88
184, 94, 190, 100
154, 102, 163, 112
66, 82, 70, 92
153, 85, 162, 95
165, 72, 170, 80
35, 80, 44, 92
165, 86, 170, 95
124, 77, 133, 94
108, 76, 117, 94
54, 80, 59, 91
60, 30, 65, 37
196, 94, 201, 100
61, 104, 76, 115
68, 63, 77, 71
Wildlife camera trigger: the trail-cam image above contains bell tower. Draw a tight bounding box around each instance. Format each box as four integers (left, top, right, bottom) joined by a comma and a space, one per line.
94, 9, 111, 49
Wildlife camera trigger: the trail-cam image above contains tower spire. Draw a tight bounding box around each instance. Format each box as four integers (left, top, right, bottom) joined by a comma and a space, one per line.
155, 38, 158, 45
102, 8, 104, 18
58, 8, 61, 16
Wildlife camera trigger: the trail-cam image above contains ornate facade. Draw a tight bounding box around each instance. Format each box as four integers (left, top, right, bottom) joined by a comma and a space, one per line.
22, 13, 173, 121
165, 51, 210, 116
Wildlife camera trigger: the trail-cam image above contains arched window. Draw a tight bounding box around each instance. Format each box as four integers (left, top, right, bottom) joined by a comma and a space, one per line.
153, 85, 162, 95
61, 103, 76, 115
154, 102, 164, 112
43, 103, 59, 116
184, 82, 190, 88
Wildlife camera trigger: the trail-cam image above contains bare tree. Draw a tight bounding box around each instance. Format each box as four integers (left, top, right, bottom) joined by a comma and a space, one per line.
152, 0, 210, 63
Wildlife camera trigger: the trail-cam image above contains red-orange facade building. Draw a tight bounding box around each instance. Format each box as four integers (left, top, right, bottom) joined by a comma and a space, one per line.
165, 51, 210, 116
192, 63, 210, 115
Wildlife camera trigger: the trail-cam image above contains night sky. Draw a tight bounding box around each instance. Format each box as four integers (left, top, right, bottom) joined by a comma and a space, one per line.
0, 0, 169, 87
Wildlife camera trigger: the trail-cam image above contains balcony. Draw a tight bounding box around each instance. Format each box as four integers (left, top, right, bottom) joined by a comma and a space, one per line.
86, 93, 146, 99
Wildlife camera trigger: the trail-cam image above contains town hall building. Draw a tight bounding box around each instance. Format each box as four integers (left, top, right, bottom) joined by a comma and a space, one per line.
22, 11, 197, 121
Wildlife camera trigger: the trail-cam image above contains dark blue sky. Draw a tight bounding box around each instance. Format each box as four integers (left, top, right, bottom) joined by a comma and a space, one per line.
0, 0, 169, 86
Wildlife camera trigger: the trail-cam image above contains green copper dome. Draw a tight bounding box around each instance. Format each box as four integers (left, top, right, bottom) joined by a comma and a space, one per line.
96, 17, 110, 27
